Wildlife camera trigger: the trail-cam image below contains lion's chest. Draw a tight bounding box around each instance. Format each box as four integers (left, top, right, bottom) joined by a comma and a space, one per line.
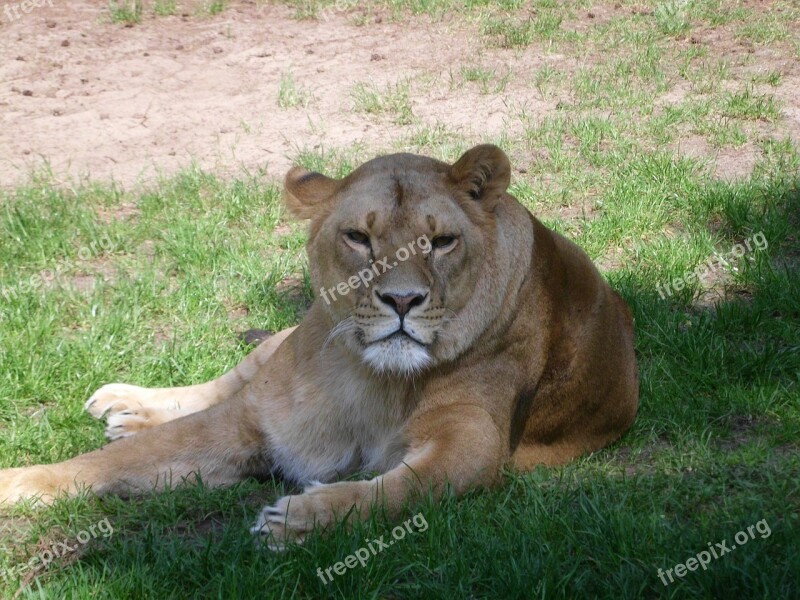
267, 374, 412, 485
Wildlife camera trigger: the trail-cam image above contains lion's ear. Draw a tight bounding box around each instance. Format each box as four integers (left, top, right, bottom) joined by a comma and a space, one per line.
449, 144, 511, 204
283, 166, 340, 220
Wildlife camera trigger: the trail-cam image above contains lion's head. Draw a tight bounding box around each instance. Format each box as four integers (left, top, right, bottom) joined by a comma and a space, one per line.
283, 145, 532, 377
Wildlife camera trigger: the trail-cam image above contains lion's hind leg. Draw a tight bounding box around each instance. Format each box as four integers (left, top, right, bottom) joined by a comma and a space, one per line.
0, 397, 270, 505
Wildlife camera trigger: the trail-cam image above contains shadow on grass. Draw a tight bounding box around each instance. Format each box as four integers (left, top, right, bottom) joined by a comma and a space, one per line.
612, 175, 799, 445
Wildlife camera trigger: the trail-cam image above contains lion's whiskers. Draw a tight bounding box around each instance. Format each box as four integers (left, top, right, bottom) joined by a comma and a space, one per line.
323, 316, 357, 352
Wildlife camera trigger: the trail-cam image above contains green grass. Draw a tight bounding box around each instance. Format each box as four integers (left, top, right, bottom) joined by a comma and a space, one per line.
1, 158, 798, 599
107, 0, 143, 24
750, 70, 782, 87
106, 0, 230, 20
721, 87, 781, 121
351, 80, 414, 125
2, 0, 800, 597
736, 14, 789, 45
204, 0, 226, 15
455, 65, 511, 95
483, 13, 564, 48
153, 0, 176, 16
277, 72, 312, 109
654, 0, 693, 37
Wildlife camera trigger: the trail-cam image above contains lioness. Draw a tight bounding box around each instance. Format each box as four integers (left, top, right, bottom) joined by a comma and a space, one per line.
0, 145, 638, 545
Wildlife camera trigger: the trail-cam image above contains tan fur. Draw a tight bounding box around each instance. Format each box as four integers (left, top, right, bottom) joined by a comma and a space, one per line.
0, 145, 638, 547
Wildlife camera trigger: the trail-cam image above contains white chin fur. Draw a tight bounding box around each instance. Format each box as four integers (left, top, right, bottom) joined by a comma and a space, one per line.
362, 336, 431, 376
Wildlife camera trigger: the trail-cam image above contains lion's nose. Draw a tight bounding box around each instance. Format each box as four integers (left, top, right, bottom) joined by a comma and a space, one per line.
376, 291, 427, 318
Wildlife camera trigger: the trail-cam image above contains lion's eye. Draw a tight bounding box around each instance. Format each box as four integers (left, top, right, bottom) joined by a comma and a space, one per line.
432, 235, 457, 250
345, 230, 371, 248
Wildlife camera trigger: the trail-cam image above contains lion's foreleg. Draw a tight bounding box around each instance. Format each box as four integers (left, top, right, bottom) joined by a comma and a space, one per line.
253, 404, 505, 545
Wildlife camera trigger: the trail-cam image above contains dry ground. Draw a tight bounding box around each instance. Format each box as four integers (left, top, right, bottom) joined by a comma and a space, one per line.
1, 0, 797, 188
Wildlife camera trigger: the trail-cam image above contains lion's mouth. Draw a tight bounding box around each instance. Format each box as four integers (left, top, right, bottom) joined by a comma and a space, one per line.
374, 329, 426, 347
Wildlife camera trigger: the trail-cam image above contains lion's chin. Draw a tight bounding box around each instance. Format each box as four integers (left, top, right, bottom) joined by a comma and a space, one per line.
362, 334, 432, 377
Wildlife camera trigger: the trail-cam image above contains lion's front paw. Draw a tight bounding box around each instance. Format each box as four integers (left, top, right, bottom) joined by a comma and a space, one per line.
84, 384, 155, 419
251, 481, 371, 550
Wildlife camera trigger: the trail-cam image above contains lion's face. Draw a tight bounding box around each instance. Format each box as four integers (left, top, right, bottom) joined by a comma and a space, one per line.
284, 146, 513, 376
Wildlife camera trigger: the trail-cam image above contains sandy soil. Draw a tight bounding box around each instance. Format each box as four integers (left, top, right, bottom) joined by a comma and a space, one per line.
0, 1, 798, 189
0, 1, 531, 187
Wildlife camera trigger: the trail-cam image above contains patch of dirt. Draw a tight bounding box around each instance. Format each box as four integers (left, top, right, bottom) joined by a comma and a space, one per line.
0, 0, 797, 190
654, 81, 692, 108
610, 437, 673, 477
658, 21, 800, 180
227, 304, 249, 322
595, 244, 625, 273
271, 224, 294, 238
712, 414, 797, 455
0, 1, 513, 188
276, 275, 312, 317
712, 144, 761, 180
566, 3, 620, 28
96, 203, 140, 223
38, 260, 118, 293
172, 514, 227, 539
152, 326, 174, 347
771, 74, 800, 139
0, 0, 576, 190
669, 135, 760, 180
